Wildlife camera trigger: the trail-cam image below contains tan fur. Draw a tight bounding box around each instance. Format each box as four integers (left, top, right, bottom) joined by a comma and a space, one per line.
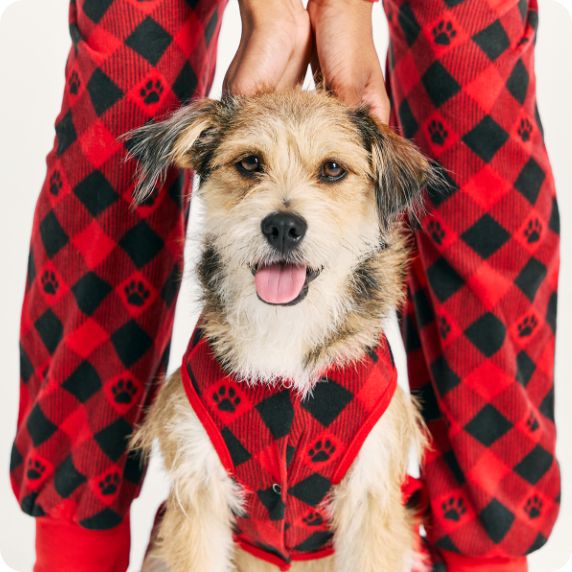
129, 89, 433, 571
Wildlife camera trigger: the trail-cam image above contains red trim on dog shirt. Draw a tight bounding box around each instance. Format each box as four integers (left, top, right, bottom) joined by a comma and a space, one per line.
181, 324, 399, 570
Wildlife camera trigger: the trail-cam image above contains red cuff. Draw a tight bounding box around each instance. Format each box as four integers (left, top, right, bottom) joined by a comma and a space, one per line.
440, 551, 528, 572
34, 517, 130, 572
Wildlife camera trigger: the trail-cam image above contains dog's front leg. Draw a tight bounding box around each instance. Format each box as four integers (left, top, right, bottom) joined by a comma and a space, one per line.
155, 487, 238, 572
330, 392, 422, 572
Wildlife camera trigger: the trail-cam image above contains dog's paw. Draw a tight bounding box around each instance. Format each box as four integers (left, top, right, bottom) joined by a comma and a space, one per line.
213, 385, 241, 413
140, 79, 164, 105
524, 495, 543, 519
442, 497, 467, 522
517, 314, 538, 338
27, 458, 46, 480
111, 378, 137, 404
99, 472, 120, 496
125, 280, 150, 306
523, 218, 542, 244
41, 270, 59, 295
428, 120, 449, 146
518, 118, 533, 142
308, 439, 336, 463
302, 511, 324, 526
432, 20, 457, 46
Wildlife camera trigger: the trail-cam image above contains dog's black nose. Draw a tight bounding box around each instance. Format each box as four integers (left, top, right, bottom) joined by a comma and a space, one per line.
261, 212, 307, 254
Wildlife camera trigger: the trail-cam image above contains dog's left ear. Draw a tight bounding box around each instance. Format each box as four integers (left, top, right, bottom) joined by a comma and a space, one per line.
125, 97, 236, 203
352, 108, 436, 229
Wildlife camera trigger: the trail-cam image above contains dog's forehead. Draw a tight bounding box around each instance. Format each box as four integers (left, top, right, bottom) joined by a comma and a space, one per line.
229, 92, 361, 143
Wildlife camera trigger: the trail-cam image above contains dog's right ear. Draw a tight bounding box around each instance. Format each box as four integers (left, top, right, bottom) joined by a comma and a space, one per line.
125, 98, 233, 203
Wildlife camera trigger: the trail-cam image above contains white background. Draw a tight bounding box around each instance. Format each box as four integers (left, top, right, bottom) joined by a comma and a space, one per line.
0, 1, 570, 570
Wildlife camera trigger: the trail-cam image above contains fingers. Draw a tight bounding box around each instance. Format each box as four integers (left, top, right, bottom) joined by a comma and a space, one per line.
223, 0, 311, 97
308, 0, 391, 123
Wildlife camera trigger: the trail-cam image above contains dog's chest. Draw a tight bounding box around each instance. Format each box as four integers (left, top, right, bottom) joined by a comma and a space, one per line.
180, 326, 398, 569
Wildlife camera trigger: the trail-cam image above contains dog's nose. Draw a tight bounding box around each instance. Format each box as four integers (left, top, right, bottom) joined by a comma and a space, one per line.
261, 212, 307, 254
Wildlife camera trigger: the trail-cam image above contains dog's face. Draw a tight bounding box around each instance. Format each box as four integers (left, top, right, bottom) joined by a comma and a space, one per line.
129, 90, 434, 383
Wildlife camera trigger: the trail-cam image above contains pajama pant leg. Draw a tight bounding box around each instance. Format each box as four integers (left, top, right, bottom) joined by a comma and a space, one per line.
10, 0, 227, 568
382, 0, 560, 565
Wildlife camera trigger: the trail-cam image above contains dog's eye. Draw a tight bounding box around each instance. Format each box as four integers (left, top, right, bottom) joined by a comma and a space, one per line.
320, 161, 347, 183
236, 155, 262, 176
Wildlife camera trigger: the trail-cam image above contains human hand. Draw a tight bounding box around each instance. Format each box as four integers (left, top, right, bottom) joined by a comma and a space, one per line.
223, 0, 312, 95
308, 0, 390, 123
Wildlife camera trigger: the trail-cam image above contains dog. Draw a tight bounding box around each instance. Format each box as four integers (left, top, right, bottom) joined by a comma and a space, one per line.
129, 89, 435, 572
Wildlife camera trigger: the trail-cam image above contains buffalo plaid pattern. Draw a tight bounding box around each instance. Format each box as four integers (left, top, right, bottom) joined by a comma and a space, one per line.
11, 0, 226, 528
383, 0, 560, 562
181, 327, 398, 570
10, 0, 560, 565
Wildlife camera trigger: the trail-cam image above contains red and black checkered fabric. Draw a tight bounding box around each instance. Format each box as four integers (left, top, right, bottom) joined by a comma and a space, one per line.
11, 0, 561, 566
181, 326, 398, 571
11, 0, 227, 529
382, 0, 560, 562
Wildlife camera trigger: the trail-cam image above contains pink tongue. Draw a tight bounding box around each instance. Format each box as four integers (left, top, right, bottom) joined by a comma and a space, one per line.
255, 263, 307, 304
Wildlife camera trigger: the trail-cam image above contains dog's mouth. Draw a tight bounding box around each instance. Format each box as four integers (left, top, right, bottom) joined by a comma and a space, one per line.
250, 262, 321, 306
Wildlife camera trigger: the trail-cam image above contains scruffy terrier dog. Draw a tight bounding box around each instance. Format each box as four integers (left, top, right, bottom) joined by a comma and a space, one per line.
130, 90, 435, 572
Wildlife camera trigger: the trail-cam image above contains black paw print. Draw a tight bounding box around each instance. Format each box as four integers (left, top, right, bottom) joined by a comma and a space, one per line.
432, 20, 457, 46
428, 219, 445, 244
125, 280, 150, 306
428, 120, 448, 146
41, 270, 59, 295
442, 497, 467, 522
99, 473, 120, 495
303, 511, 324, 527
140, 79, 164, 105
112, 378, 137, 404
524, 218, 542, 244
213, 386, 241, 413
308, 439, 336, 463
518, 315, 538, 338
49, 170, 63, 196
27, 459, 46, 480
526, 411, 540, 432
518, 118, 533, 142
69, 70, 81, 95
439, 315, 451, 339
524, 495, 543, 519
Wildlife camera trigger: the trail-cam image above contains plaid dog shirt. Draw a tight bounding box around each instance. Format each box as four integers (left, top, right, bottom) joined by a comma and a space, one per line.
181, 326, 399, 570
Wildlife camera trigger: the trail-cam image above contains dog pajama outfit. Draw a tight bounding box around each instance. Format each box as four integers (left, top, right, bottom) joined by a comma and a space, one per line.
181, 327, 399, 570
11, 0, 560, 570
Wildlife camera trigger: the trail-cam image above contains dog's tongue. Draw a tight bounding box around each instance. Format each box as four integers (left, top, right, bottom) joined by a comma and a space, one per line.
255, 263, 307, 304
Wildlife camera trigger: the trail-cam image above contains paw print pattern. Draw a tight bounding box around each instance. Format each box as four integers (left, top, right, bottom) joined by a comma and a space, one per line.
432, 20, 457, 46
140, 79, 164, 105
518, 118, 533, 142
526, 411, 540, 432
27, 459, 46, 480
213, 386, 241, 413
49, 170, 63, 196
69, 70, 81, 95
442, 497, 467, 522
308, 439, 336, 463
439, 316, 451, 339
99, 473, 120, 496
111, 378, 137, 404
524, 495, 543, 519
41, 270, 59, 295
303, 511, 324, 527
125, 280, 150, 306
524, 218, 542, 244
428, 120, 449, 146
427, 219, 445, 244
518, 315, 538, 338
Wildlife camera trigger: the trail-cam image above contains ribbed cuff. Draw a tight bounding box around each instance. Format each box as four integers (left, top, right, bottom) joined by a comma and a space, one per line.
34, 517, 130, 572
440, 552, 528, 572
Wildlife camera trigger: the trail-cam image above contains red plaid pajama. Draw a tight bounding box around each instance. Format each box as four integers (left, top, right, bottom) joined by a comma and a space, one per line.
11, 0, 559, 570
